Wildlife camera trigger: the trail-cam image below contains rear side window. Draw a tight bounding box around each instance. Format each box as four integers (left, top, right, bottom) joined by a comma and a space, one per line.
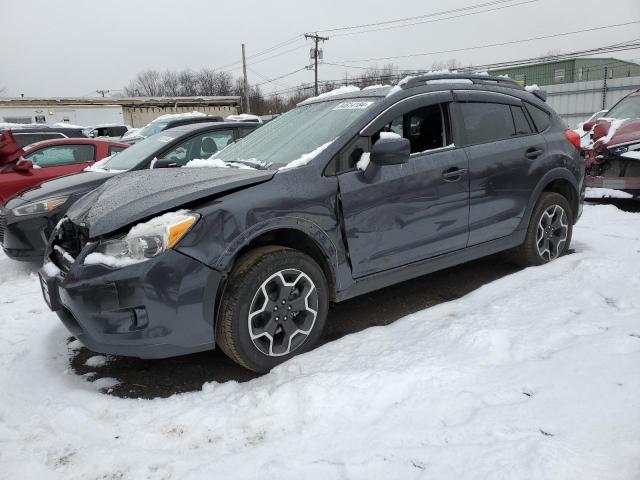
524, 103, 551, 132
109, 146, 127, 155
25, 144, 95, 167
459, 102, 515, 144
511, 106, 532, 135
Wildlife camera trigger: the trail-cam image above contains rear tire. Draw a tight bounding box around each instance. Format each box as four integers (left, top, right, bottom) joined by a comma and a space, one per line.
512, 192, 573, 267
216, 246, 329, 373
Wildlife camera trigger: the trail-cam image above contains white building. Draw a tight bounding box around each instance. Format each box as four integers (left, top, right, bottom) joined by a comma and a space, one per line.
0, 96, 242, 128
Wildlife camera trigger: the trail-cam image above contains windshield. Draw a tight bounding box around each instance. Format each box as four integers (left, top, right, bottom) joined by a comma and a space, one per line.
101, 130, 183, 171
138, 121, 169, 138
606, 95, 640, 119
213, 97, 382, 168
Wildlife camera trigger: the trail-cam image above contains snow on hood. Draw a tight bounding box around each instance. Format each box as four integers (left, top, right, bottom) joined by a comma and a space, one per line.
278, 139, 336, 171
66, 167, 274, 237
583, 117, 640, 152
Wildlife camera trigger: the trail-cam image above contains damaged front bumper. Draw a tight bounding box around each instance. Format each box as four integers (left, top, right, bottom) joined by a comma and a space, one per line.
39, 246, 222, 359
584, 146, 640, 193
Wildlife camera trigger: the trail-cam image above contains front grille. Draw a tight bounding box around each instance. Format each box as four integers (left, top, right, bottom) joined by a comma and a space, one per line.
0, 209, 6, 245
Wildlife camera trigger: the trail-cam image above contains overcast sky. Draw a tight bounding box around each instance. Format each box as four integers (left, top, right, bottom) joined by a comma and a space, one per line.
1, 0, 639, 97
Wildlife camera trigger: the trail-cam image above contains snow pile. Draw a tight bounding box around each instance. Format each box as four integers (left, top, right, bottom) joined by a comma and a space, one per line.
585, 187, 634, 199
363, 84, 390, 90
301, 86, 361, 104
525, 84, 541, 92
83, 252, 144, 268
379, 131, 401, 140
153, 111, 207, 122
83, 155, 113, 172
225, 114, 262, 123
121, 127, 141, 139
184, 158, 254, 169
0, 205, 639, 478
278, 139, 336, 170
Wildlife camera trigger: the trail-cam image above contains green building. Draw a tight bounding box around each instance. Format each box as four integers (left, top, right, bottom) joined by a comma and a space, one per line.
488, 57, 640, 86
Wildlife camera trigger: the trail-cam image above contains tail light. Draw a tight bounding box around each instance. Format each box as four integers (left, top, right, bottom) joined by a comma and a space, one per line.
564, 129, 581, 152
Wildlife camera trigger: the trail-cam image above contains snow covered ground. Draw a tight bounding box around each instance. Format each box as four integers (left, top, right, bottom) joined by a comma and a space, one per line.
1, 203, 639, 479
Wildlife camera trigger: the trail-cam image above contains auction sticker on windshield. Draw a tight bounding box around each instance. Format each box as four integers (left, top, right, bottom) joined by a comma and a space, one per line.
332, 101, 374, 110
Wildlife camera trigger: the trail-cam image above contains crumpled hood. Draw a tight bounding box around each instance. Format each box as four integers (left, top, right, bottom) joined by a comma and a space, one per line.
67, 167, 274, 237
592, 118, 640, 152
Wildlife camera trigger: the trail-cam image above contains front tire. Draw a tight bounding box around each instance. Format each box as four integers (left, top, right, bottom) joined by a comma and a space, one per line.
216, 246, 329, 373
513, 192, 573, 267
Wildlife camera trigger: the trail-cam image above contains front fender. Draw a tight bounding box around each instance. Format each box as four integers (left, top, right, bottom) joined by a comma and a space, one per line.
212, 215, 339, 276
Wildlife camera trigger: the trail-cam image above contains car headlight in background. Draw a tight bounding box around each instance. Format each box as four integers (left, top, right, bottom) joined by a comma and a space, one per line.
12, 196, 68, 216
86, 210, 200, 267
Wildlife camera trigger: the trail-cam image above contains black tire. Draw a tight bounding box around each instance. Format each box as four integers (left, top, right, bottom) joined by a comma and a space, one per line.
512, 192, 573, 267
216, 246, 329, 373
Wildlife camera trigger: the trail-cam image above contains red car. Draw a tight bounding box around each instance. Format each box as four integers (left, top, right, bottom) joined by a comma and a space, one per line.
582, 89, 640, 195
0, 133, 128, 205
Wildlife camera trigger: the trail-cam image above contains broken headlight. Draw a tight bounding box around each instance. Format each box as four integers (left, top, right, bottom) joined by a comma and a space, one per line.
86, 210, 200, 267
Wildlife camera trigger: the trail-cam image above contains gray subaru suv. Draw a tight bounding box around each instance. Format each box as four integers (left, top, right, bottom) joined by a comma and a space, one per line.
39, 74, 585, 372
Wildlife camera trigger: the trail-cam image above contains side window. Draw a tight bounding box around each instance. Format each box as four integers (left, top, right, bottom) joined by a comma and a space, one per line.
25, 144, 95, 167
109, 146, 126, 156
459, 102, 515, 145
524, 103, 551, 132
377, 103, 449, 154
511, 106, 533, 135
14, 133, 65, 147
239, 127, 255, 138
162, 129, 235, 166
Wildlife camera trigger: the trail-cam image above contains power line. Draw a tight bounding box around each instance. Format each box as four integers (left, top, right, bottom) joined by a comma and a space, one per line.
327, 0, 538, 38
330, 20, 640, 64
316, 0, 530, 34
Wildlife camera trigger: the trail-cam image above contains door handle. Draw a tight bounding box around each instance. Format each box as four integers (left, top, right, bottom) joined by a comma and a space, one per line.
442, 167, 467, 181
525, 147, 543, 159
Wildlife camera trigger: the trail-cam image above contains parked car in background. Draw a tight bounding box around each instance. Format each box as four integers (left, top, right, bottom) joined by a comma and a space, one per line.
84, 124, 129, 139
582, 89, 640, 195
0, 125, 88, 147
0, 136, 128, 205
38, 75, 583, 372
1, 122, 259, 261
120, 112, 223, 144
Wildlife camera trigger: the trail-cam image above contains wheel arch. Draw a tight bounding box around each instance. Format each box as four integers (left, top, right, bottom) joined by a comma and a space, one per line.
213, 217, 339, 304
521, 169, 580, 229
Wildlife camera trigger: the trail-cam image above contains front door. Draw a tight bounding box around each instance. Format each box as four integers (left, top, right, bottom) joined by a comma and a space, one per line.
337, 97, 469, 278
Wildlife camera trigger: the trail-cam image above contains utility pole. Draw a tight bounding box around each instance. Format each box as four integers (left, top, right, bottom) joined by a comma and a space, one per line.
242, 44, 251, 113
96, 89, 110, 97
602, 66, 608, 110
305, 33, 329, 96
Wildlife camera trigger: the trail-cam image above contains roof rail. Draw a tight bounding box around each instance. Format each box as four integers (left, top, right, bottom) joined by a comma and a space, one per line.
401, 73, 524, 91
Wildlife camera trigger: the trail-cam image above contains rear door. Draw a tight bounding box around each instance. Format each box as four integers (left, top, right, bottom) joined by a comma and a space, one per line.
337, 92, 470, 278
455, 91, 544, 245
0, 143, 96, 203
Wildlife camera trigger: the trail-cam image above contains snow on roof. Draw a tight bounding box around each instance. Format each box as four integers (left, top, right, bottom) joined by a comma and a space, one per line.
225, 114, 263, 123
525, 84, 541, 92
300, 85, 362, 104
53, 122, 85, 129
152, 111, 208, 123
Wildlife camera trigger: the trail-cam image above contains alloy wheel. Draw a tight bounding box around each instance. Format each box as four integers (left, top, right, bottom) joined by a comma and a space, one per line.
247, 269, 318, 356
536, 204, 569, 261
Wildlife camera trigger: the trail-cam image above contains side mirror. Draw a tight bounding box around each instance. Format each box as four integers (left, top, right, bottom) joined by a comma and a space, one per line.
152, 158, 177, 169
363, 136, 411, 181
14, 160, 33, 172
370, 136, 411, 166
582, 121, 595, 132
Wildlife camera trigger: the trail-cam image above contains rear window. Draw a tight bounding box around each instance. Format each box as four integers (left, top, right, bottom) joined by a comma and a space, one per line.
109, 145, 127, 155
459, 102, 515, 145
13, 132, 65, 147
524, 103, 551, 132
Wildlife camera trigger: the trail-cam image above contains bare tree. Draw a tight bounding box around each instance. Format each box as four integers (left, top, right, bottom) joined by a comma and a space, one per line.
0, 87, 6, 96
124, 69, 162, 96
160, 70, 181, 96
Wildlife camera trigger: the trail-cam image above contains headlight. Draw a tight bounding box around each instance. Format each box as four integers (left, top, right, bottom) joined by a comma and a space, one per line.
12, 196, 68, 216
85, 210, 199, 267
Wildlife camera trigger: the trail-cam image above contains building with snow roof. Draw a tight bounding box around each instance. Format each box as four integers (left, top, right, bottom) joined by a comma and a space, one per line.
0, 96, 241, 128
